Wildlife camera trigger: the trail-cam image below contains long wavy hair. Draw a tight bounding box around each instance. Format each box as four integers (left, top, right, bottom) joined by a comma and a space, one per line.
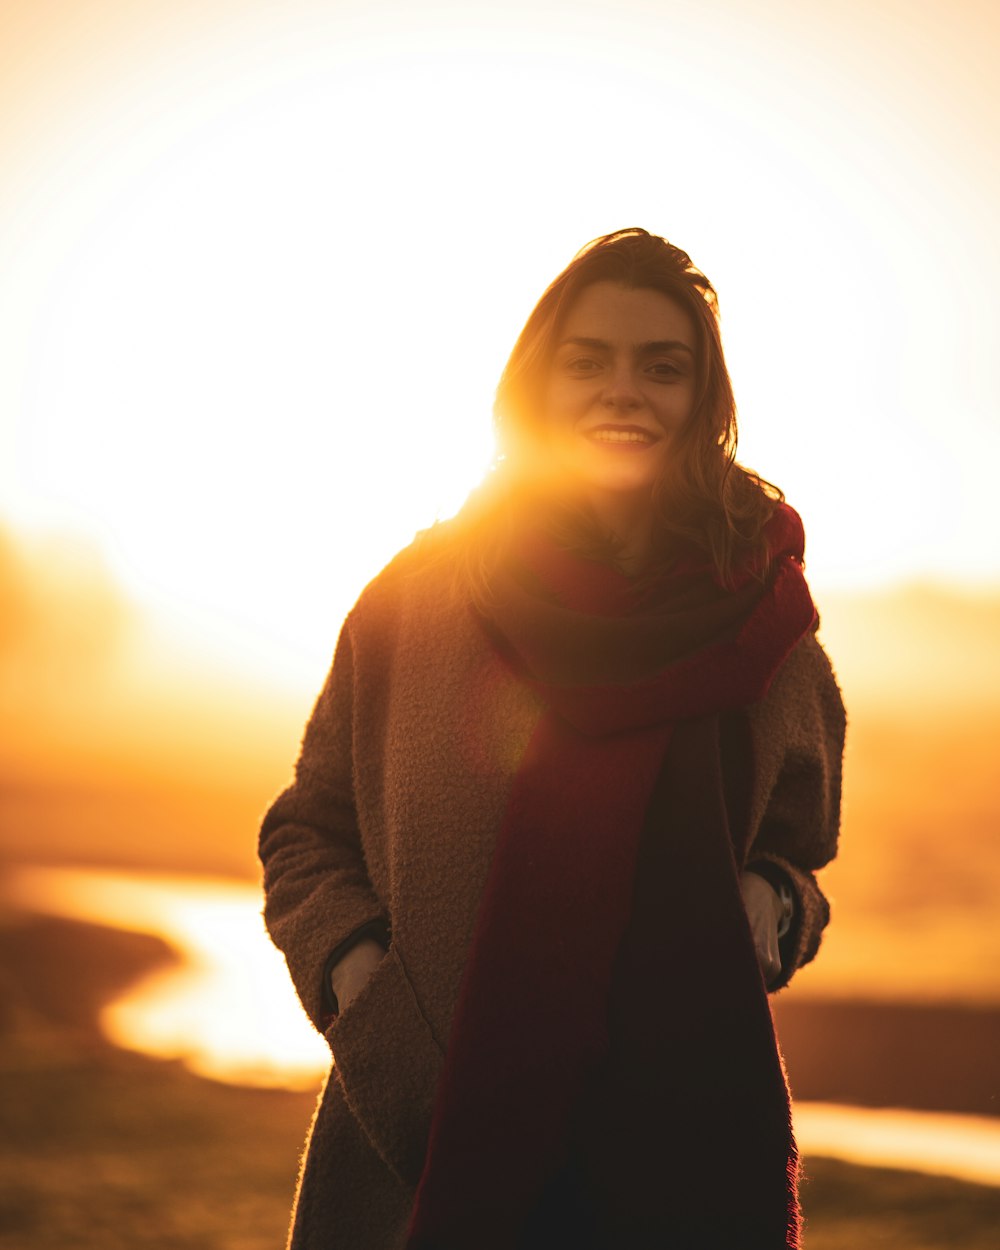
447, 228, 783, 602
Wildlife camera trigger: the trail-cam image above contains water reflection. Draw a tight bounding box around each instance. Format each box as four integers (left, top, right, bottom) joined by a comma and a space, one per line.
1, 864, 328, 1088
3, 865, 999, 1186
794, 1103, 1000, 1187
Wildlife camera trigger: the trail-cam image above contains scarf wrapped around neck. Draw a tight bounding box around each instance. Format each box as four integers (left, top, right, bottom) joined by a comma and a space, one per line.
406, 504, 816, 1249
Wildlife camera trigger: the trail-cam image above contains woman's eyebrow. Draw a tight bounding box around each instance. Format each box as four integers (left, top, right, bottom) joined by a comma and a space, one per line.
637, 339, 695, 357
558, 335, 694, 356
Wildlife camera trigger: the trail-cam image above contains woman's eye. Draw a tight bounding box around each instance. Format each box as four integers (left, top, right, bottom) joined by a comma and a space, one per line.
565, 357, 601, 374
648, 361, 684, 380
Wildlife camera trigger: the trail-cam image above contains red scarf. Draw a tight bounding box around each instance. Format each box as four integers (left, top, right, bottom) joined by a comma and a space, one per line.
407, 505, 815, 1249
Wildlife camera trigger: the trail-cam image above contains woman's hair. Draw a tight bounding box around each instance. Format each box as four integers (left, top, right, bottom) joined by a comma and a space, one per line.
451, 227, 782, 598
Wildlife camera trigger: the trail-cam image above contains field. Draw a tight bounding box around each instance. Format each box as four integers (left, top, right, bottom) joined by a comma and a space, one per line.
2, 914, 998, 1250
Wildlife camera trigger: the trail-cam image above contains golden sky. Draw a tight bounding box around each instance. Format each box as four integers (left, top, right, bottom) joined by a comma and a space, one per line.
1, 0, 998, 673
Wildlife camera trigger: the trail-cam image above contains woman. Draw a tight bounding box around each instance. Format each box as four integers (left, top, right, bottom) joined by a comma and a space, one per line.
259, 228, 846, 1250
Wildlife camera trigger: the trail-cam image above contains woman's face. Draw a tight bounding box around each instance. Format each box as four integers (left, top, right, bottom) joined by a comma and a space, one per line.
540, 281, 697, 504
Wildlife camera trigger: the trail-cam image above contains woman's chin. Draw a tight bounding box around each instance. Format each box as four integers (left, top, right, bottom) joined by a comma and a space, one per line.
576, 465, 661, 502
552, 450, 661, 499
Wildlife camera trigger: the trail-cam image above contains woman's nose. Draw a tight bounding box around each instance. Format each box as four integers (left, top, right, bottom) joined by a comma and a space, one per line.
601, 365, 642, 411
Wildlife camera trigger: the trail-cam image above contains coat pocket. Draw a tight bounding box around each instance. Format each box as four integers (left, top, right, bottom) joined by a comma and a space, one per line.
324, 943, 445, 1188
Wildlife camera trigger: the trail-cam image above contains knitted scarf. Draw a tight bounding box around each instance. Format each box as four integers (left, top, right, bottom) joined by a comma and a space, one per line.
406, 505, 816, 1249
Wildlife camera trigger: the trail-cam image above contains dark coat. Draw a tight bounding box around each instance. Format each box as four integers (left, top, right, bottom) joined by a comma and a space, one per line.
259, 537, 847, 1250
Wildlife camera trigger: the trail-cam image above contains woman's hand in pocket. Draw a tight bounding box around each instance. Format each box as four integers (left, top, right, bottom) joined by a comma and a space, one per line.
329, 938, 386, 1015
739, 870, 783, 987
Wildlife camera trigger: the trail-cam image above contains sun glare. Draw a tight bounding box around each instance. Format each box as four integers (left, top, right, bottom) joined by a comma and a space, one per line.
2, 1, 998, 679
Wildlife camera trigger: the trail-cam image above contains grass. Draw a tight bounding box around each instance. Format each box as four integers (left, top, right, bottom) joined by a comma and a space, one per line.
799, 1158, 1000, 1249
0, 1041, 311, 1250
2, 914, 998, 1248
4, 1038, 999, 1249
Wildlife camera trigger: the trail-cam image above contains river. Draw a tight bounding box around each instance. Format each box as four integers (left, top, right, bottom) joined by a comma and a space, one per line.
3, 863, 998, 1187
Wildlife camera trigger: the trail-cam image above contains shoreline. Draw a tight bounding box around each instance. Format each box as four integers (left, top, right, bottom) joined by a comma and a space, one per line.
1, 897, 997, 1119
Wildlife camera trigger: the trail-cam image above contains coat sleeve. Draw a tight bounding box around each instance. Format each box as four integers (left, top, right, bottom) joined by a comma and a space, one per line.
746, 630, 847, 991
258, 620, 388, 1031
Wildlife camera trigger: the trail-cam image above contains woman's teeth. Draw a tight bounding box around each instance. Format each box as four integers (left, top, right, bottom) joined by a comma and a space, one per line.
588, 429, 653, 444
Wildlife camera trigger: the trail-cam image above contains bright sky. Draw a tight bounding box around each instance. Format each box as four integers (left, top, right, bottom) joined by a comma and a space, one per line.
1, 0, 998, 675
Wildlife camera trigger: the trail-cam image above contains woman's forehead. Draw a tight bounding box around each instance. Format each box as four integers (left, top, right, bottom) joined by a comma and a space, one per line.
558, 282, 695, 347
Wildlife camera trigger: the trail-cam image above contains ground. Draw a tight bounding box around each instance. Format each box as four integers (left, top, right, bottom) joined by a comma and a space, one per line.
1, 914, 998, 1249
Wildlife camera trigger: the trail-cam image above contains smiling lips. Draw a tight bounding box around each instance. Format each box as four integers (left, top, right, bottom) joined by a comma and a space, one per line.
585, 424, 660, 447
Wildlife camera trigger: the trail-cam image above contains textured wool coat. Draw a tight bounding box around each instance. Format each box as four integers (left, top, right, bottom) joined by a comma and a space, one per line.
259, 531, 846, 1250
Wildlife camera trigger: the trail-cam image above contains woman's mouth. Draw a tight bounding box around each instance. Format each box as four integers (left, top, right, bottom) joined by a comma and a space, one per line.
585, 425, 659, 446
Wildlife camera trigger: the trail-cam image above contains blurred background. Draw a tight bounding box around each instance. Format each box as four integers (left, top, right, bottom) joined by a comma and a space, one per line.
1, 1, 998, 1246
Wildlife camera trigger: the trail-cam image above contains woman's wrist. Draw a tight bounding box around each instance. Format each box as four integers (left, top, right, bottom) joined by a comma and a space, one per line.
321, 918, 391, 1019
328, 938, 386, 1015
743, 862, 796, 938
